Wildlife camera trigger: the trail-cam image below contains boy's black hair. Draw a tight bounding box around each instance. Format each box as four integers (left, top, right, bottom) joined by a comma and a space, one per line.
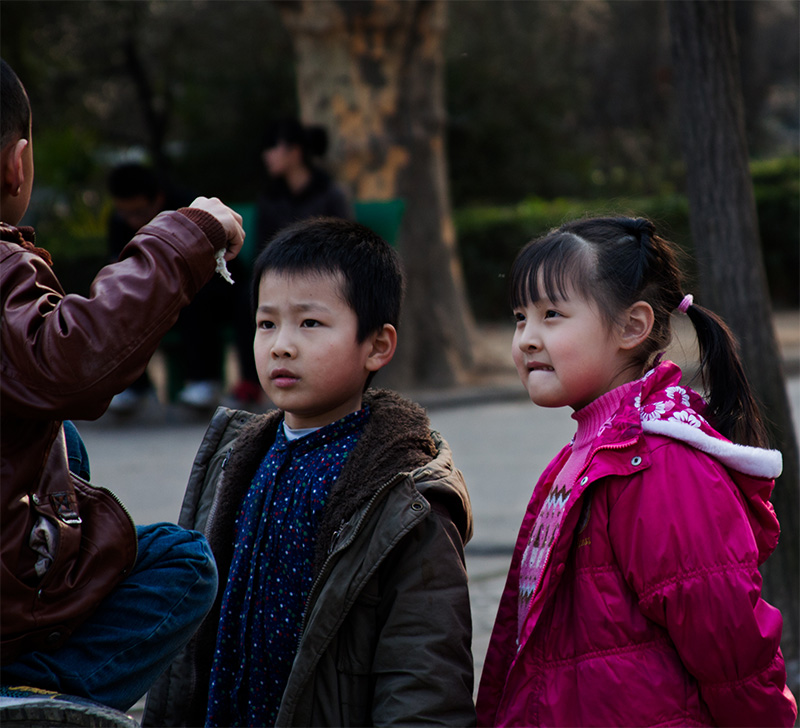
251, 216, 404, 343
1, 59, 31, 149
107, 163, 162, 201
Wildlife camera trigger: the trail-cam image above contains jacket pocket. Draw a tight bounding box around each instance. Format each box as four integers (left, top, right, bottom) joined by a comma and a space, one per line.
335, 577, 380, 725
337, 577, 380, 675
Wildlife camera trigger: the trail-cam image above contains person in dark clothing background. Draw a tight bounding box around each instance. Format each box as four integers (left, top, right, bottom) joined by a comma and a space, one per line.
231, 118, 353, 405
255, 118, 351, 245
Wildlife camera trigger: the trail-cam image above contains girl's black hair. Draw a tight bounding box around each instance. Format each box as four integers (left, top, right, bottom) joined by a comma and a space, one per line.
1, 59, 31, 148
510, 216, 768, 447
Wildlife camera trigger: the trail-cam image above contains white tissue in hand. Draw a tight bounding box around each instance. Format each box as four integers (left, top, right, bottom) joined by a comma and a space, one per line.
215, 248, 234, 284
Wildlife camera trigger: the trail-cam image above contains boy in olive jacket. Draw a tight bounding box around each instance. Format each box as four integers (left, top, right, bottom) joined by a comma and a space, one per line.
144, 218, 475, 727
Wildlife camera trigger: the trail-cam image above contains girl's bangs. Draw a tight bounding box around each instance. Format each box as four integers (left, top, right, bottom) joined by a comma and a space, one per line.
510, 234, 592, 309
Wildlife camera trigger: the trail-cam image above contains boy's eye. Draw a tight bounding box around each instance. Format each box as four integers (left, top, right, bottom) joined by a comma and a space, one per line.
301, 319, 321, 328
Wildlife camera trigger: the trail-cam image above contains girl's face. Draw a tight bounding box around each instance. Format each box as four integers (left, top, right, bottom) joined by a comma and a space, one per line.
512, 279, 636, 410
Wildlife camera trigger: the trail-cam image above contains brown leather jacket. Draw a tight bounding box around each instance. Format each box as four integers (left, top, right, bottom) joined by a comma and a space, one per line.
1, 210, 226, 662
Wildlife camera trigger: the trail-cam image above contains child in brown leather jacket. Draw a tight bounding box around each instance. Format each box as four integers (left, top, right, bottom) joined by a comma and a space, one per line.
0, 57, 244, 712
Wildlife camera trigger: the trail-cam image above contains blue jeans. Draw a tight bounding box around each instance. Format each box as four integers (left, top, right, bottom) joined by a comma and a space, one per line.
2, 523, 218, 711
63, 420, 90, 481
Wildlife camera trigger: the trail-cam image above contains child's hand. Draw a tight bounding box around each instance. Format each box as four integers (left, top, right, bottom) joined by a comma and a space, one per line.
189, 196, 245, 261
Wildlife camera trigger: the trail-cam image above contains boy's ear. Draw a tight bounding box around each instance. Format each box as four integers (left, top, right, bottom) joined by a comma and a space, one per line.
1, 138, 28, 197
618, 300, 654, 350
365, 324, 398, 372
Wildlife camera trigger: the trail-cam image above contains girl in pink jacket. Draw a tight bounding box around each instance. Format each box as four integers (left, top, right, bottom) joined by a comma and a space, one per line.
476, 217, 797, 727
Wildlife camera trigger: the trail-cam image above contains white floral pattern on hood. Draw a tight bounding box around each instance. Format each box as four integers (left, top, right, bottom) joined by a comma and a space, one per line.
634, 362, 782, 480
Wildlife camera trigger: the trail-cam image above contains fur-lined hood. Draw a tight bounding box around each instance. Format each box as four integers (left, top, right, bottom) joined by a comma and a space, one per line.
622, 361, 781, 479
207, 388, 472, 575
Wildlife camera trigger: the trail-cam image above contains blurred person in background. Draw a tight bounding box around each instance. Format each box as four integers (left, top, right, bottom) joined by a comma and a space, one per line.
107, 162, 241, 411
231, 118, 352, 406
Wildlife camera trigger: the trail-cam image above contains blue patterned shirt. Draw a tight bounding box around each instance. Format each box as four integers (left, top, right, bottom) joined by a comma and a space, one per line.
206, 408, 369, 727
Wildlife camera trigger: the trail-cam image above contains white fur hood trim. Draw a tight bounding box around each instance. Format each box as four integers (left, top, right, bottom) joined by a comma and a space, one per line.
642, 419, 783, 480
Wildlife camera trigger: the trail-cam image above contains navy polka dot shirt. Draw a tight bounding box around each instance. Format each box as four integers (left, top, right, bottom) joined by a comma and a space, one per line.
206, 408, 369, 727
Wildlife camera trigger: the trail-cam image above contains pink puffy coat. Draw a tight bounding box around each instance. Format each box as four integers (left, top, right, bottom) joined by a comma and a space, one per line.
476, 361, 797, 727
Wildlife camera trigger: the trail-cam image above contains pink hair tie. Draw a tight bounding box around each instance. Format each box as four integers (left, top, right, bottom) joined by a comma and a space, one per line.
677, 294, 694, 314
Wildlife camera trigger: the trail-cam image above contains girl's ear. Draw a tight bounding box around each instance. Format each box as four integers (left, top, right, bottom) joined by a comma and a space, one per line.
619, 301, 654, 350
365, 324, 398, 372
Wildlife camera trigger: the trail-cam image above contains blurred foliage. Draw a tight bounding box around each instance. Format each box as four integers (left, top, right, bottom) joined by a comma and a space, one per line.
446, 1, 677, 203
2, 0, 795, 207
2, 0, 297, 202
1, 0, 797, 305
27, 125, 108, 262
3, 0, 298, 289
445, 1, 799, 205
751, 156, 800, 308
456, 155, 799, 321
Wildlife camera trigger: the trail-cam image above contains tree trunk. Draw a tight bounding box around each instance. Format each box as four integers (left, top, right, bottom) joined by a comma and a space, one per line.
276, 0, 475, 388
121, 4, 171, 174
668, 0, 799, 691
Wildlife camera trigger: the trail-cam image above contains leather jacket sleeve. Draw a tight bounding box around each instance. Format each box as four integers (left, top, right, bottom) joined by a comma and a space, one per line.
1, 210, 223, 421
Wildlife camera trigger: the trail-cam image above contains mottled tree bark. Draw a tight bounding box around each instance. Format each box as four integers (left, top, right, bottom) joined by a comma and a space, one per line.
668, 0, 798, 690
277, 0, 475, 388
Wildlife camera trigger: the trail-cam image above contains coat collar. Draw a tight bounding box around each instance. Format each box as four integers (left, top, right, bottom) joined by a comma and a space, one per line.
216, 389, 454, 573
593, 361, 782, 480
0, 223, 53, 266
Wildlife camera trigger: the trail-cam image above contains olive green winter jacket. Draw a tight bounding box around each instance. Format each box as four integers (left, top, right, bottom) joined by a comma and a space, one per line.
144, 389, 476, 727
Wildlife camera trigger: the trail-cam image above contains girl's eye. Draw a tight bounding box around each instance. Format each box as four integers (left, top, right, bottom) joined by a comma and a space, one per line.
301, 319, 321, 328
257, 320, 275, 330
544, 309, 561, 319
513, 311, 526, 324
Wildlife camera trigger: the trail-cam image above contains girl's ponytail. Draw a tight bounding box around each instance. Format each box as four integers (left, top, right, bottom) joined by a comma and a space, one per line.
683, 299, 769, 447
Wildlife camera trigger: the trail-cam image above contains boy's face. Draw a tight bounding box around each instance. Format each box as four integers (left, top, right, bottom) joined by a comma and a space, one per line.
254, 270, 381, 430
